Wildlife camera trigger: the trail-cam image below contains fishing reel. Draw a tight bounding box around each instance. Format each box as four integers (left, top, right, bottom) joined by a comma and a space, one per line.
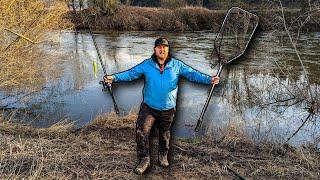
99, 80, 120, 114
99, 81, 112, 92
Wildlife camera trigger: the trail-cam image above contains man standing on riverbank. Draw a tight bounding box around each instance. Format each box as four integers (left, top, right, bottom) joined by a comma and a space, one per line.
104, 37, 219, 175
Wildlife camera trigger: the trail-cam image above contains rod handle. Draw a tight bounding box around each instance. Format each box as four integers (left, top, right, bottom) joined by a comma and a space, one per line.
99, 81, 120, 114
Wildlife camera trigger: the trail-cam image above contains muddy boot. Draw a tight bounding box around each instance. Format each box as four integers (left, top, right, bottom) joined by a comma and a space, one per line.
134, 157, 150, 175
159, 152, 169, 167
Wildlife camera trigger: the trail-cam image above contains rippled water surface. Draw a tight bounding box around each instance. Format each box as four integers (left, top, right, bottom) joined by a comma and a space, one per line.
1, 31, 319, 146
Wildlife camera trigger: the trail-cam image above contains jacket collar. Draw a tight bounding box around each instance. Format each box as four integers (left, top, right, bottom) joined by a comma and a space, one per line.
151, 53, 173, 68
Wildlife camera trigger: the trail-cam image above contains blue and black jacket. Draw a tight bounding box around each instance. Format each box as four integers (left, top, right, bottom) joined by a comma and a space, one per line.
113, 55, 212, 111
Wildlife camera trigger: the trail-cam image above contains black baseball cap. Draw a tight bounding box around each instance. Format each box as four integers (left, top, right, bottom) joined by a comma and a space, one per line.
154, 37, 169, 47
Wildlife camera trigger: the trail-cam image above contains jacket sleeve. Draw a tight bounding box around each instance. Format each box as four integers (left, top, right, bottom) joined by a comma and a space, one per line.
179, 61, 212, 85
113, 61, 145, 82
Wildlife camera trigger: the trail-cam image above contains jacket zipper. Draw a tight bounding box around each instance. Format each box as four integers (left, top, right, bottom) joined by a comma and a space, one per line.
161, 66, 164, 109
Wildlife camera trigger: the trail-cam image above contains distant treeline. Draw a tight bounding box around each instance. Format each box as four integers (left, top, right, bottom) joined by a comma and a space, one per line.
119, 0, 316, 10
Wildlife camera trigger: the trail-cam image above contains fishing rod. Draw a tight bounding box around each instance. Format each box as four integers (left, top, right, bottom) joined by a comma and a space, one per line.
195, 7, 259, 132
82, 13, 120, 114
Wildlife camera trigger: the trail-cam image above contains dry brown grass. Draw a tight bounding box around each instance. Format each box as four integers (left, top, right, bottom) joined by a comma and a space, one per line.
214, 121, 254, 148
71, 5, 320, 32
0, 0, 72, 93
0, 112, 319, 179
174, 6, 221, 31
73, 5, 225, 31
89, 111, 136, 129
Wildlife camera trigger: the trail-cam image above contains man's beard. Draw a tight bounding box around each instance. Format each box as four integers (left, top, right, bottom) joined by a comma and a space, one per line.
157, 53, 167, 61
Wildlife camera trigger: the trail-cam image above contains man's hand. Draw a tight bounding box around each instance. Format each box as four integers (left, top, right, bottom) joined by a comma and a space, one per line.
104, 75, 114, 84
211, 76, 220, 85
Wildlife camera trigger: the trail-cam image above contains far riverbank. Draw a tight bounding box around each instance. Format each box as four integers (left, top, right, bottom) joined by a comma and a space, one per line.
68, 6, 320, 32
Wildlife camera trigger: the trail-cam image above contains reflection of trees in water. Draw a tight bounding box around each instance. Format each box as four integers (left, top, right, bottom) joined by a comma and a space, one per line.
270, 1, 318, 146
0, 81, 69, 126
108, 47, 118, 62
102, 32, 122, 73
73, 31, 99, 90
71, 30, 115, 91
215, 10, 320, 145
74, 32, 84, 90
222, 61, 319, 145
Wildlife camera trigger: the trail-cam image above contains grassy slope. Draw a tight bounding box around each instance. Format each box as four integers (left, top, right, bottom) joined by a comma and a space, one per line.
0, 113, 319, 179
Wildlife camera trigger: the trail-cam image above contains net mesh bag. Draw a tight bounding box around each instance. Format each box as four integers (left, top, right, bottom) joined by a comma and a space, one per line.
212, 7, 259, 65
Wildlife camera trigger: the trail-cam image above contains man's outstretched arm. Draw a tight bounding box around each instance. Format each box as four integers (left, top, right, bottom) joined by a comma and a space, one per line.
104, 61, 146, 84
179, 61, 219, 85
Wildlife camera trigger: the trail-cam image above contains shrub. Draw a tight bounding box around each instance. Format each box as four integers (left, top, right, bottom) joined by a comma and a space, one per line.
91, 0, 119, 15
0, 0, 70, 93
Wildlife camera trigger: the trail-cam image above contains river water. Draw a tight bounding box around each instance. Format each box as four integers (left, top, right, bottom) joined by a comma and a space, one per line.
1, 31, 319, 147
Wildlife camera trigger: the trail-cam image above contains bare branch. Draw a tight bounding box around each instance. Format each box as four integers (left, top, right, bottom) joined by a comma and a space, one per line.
278, 0, 313, 102
3, 28, 36, 44
286, 113, 313, 143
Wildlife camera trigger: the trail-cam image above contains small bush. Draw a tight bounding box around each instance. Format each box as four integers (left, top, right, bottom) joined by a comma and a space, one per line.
0, 0, 71, 92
